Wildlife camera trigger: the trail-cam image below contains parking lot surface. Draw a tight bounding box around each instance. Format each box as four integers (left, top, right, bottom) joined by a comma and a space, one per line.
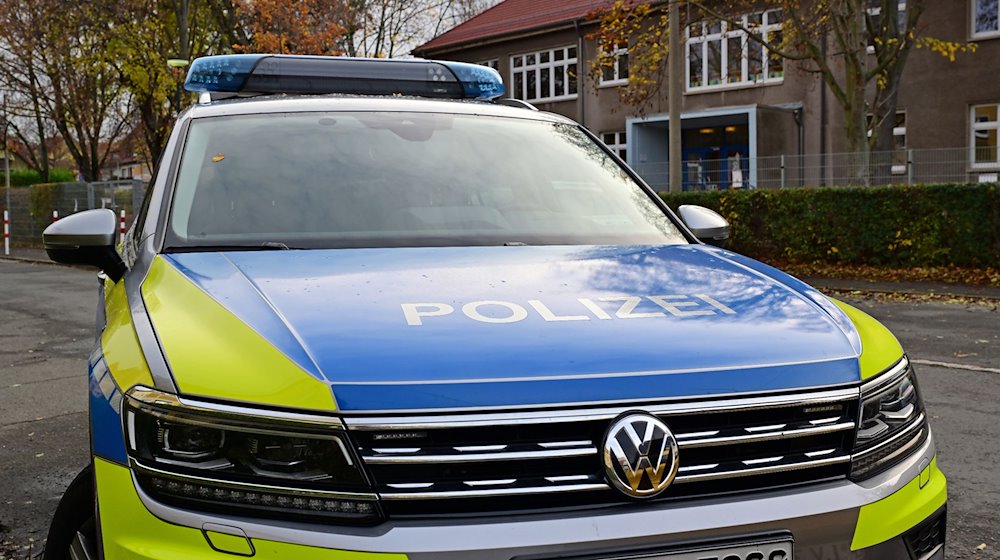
0, 259, 997, 558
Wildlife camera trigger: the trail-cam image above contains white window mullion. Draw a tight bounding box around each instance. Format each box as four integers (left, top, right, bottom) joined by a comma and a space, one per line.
721, 22, 728, 83
685, 28, 692, 89
742, 31, 749, 82
762, 29, 769, 81
701, 39, 708, 88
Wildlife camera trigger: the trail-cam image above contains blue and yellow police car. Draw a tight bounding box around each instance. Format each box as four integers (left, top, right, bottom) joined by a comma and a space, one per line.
41, 54, 945, 560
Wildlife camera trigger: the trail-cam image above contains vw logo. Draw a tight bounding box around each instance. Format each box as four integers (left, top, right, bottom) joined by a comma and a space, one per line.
603, 412, 679, 499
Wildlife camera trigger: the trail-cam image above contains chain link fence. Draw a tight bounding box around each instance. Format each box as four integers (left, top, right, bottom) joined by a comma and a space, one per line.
634, 147, 998, 191
1, 180, 147, 250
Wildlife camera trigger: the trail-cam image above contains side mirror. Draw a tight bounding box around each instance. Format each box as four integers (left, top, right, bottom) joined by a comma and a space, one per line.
43, 208, 127, 282
678, 205, 730, 247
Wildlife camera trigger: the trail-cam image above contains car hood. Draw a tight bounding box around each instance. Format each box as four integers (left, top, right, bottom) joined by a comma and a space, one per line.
148, 245, 865, 411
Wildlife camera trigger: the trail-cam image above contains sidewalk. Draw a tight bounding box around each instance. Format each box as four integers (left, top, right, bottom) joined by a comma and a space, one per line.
0, 247, 52, 263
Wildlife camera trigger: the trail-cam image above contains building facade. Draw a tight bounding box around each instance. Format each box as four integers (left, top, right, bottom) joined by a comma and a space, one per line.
414, 0, 1000, 189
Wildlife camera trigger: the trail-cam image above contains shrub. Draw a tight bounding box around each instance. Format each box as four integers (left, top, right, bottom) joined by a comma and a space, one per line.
660, 183, 1000, 268
4, 168, 75, 187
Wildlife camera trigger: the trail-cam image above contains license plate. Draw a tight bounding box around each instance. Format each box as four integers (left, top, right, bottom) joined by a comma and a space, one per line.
603, 539, 792, 560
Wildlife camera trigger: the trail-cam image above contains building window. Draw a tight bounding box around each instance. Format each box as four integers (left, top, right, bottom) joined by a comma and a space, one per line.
892, 112, 906, 174
510, 46, 578, 102
479, 59, 499, 70
866, 1, 907, 53
687, 10, 783, 91
868, 112, 907, 173
974, 0, 1000, 37
602, 131, 627, 159
599, 44, 629, 86
973, 104, 1000, 166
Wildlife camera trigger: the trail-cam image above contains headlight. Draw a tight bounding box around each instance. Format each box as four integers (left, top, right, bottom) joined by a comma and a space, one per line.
123, 386, 381, 524
850, 357, 928, 480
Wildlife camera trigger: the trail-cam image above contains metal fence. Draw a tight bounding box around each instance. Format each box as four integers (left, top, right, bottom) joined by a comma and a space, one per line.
633, 147, 998, 191
1, 180, 147, 249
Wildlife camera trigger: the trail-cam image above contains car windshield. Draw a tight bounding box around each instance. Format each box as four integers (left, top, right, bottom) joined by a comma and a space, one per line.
165, 111, 687, 249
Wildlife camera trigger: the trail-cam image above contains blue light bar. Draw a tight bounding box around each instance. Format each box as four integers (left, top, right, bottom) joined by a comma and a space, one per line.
439, 61, 505, 100
184, 54, 264, 94
184, 55, 505, 100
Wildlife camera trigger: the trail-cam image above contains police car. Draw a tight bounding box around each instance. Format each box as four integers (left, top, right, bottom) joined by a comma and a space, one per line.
41, 55, 945, 560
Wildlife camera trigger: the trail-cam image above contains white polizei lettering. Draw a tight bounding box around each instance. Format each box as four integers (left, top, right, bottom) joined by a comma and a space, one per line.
402, 303, 455, 326
601, 296, 666, 319
648, 295, 717, 317
577, 298, 612, 320
462, 301, 529, 324
696, 294, 737, 314
528, 300, 590, 322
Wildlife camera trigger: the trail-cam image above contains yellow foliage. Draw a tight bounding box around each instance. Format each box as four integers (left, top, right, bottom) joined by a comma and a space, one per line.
917, 37, 978, 62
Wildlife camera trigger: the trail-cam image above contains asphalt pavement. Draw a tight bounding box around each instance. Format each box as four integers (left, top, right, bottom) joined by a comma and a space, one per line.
0, 260, 93, 558
0, 258, 997, 559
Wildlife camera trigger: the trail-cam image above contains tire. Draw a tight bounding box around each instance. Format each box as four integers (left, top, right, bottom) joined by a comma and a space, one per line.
42, 465, 98, 560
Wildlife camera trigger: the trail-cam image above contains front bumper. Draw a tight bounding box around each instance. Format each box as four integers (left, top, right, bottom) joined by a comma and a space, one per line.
95, 433, 945, 560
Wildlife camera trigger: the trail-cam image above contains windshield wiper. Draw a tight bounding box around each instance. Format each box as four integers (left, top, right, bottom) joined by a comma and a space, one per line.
166, 242, 297, 253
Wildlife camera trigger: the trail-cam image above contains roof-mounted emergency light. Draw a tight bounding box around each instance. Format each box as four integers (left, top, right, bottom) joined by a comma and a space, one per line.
183, 54, 505, 100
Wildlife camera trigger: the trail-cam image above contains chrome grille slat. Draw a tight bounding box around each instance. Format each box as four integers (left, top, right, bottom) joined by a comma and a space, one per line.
379, 483, 608, 500
673, 455, 851, 483
363, 421, 854, 459
373, 453, 852, 500
364, 446, 597, 464
676, 421, 855, 449
345, 388, 859, 430
539, 440, 592, 448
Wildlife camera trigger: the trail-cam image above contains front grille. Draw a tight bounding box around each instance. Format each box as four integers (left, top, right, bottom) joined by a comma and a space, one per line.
347, 388, 858, 517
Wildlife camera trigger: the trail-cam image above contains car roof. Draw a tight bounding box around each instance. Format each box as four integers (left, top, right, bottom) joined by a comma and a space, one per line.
183, 94, 577, 125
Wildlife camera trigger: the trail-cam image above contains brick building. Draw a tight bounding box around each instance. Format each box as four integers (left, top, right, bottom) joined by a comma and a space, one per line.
414, 0, 1000, 189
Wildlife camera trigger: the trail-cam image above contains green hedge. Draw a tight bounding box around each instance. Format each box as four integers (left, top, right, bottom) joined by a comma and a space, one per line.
660, 183, 1000, 267
4, 168, 75, 187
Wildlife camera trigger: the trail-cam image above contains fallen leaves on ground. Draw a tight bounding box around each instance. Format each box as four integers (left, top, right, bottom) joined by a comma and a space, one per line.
821, 288, 999, 308
768, 261, 1000, 287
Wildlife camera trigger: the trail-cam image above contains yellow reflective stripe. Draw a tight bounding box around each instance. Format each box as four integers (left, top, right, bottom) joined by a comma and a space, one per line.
101, 276, 155, 391
95, 458, 406, 559
831, 299, 904, 379
142, 256, 336, 412
851, 456, 947, 550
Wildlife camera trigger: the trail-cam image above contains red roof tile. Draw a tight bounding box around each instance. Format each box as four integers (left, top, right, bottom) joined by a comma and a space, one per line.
416, 0, 612, 54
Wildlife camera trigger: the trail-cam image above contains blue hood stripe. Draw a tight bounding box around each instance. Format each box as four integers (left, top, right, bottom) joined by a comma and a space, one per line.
163, 253, 324, 380
330, 357, 860, 411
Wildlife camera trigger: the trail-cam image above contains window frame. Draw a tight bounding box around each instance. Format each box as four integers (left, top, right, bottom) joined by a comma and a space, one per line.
971, 103, 1000, 169
685, 10, 784, 93
509, 46, 578, 103
598, 44, 630, 87
478, 59, 499, 70
972, 0, 1000, 39
891, 112, 906, 175
601, 131, 627, 159
866, 1, 908, 54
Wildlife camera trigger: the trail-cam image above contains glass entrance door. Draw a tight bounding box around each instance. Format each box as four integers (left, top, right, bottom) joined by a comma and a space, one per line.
681, 124, 750, 190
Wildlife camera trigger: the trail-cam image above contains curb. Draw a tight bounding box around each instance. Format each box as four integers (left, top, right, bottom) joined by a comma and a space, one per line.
0, 255, 86, 269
